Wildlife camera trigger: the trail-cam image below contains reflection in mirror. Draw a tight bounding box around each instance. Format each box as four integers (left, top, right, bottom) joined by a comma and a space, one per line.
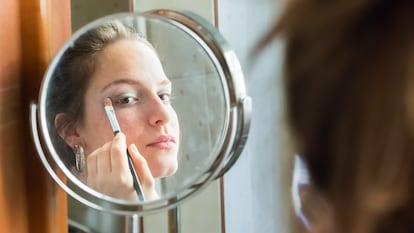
47, 20, 180, 202
45, 13, 227, 204
71, 0, 129, 31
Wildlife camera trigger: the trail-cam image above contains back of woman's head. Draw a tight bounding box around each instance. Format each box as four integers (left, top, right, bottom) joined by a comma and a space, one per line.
259, 0, 414, 232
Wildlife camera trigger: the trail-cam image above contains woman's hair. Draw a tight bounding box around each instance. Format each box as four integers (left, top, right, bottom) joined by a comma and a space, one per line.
258, 0, 414, 232
47, 20, 152, 168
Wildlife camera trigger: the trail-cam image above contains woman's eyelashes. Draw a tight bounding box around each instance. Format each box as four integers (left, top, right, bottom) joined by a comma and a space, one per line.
158, 91, 172, 104
113, 92, 140, 107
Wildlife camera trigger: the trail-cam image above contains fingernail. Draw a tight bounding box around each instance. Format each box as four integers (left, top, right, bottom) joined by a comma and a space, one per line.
115, 132, 125, 140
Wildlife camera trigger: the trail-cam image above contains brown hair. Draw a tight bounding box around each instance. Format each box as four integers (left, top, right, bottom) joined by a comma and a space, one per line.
47, 20, 152, 167
258, 0, 414, 232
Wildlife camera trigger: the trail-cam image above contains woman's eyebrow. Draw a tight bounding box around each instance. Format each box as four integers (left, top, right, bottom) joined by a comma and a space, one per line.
101, 78, 171, 93
100, 78, 140, 93
159, 79, 171, 87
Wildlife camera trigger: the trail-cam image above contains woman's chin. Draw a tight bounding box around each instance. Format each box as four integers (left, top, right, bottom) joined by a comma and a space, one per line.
150, 161, 178, 178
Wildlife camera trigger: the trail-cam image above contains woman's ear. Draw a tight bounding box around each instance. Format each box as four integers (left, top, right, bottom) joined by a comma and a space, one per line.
55, 113, 82, 147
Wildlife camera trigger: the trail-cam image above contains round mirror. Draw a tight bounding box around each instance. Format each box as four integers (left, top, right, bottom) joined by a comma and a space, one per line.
30, 10, 251, 215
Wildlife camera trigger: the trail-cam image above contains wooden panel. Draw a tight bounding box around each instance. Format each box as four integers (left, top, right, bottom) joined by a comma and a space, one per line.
19, 0, 71, 232
0, 0, 22, 88
0, 0, 28, 232
0, 121, 27, 233
1, 0, 71, 232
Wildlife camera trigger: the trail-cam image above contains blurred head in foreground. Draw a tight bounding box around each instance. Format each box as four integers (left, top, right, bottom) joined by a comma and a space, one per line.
257, 0, 414, 232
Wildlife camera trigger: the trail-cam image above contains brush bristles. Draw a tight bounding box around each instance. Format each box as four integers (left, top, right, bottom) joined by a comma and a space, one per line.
104, 97, 113, 107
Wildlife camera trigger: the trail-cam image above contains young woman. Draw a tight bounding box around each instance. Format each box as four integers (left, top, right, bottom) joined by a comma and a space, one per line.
48, 21, 180, 202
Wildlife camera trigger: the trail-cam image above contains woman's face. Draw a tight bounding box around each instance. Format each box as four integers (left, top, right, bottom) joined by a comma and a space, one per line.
77, 39, 180, 178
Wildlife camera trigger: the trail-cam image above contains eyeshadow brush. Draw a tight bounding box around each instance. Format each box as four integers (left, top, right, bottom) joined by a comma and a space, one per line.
104, 97, 145, 201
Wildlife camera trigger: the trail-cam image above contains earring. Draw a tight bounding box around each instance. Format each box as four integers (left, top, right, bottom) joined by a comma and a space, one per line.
74, 144, 85, 172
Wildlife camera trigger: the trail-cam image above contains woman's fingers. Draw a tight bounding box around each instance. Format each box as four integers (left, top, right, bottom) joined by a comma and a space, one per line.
110, 133, 129, 175
81, 134, 143, 201
96, 142, 113, 177
128, 144, 153, 184
107, 132, 135, 195
86, 142, 111, 188
128, 144, 159, 200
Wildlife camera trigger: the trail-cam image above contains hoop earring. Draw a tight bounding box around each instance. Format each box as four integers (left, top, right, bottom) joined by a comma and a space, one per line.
74, 144, 85, 172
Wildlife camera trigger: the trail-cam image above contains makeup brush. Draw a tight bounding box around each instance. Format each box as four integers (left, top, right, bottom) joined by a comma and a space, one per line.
104, 97, 145, 201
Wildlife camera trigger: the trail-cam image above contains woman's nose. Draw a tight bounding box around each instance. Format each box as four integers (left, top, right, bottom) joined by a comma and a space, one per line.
148, 96, 170, 126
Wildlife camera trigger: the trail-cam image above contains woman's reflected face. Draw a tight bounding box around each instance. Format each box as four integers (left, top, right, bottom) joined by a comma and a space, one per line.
78, 39, 180, 178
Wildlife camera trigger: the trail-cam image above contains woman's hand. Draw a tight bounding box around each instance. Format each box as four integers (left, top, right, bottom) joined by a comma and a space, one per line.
128, 144, 160, 201
80, 133, 158, 201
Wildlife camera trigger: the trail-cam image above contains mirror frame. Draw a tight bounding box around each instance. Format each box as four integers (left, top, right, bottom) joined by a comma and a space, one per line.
30, 9, 251, 216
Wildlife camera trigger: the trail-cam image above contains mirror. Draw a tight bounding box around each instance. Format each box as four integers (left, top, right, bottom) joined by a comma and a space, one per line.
31, 10, 250, 216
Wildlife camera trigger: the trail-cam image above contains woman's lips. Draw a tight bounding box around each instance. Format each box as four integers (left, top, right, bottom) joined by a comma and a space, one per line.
146, 135, 176, 150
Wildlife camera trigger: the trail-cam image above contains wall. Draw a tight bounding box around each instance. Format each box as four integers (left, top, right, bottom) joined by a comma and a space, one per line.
133, 0, 215, 23
218, 1, 293, 233
71, 0, 129, 31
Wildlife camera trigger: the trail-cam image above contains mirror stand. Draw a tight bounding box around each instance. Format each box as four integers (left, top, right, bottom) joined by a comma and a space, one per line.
125, 214, 140, 233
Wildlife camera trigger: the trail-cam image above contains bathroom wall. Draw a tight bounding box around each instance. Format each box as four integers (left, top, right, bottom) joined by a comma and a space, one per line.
218, 1, 293, 233
71, 0, 129, 31
133, 0, 215, 23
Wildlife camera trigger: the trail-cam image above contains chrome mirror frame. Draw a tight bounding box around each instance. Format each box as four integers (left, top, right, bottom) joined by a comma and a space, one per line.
30, 10, 251, 216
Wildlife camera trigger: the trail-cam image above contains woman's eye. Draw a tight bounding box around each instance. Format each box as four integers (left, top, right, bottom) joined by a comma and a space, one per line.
159, 93, 171, 103
115, 95, 138, 105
